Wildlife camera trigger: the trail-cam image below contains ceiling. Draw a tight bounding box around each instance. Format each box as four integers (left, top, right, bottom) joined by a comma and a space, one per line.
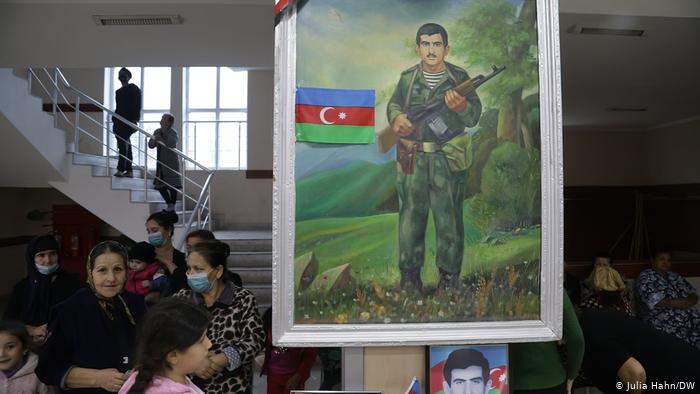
0, 0, 698, 130
559, 0, 700, 129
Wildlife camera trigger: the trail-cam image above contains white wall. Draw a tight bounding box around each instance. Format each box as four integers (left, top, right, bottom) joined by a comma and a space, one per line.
0, 3, 273, 68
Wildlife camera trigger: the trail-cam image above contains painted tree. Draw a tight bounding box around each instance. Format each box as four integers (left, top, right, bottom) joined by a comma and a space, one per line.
450, 0, 538, 147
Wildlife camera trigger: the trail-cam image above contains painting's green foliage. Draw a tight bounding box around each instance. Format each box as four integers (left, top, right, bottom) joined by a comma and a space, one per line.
472, 142, 541, 231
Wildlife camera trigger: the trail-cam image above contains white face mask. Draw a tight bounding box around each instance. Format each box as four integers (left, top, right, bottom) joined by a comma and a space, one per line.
187, 271, 213, 293
35, 263, 59, 276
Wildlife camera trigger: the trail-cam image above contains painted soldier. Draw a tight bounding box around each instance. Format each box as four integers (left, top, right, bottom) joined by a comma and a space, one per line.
387, 23, 482, 292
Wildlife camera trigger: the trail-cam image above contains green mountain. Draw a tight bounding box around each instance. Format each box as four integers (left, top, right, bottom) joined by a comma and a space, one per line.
296, 160, 397, 221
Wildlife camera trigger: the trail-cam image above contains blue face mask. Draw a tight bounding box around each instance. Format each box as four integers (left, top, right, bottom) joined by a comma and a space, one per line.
148, 232, 165, 247
187, 272, 213, 293
35, 263, 59, 276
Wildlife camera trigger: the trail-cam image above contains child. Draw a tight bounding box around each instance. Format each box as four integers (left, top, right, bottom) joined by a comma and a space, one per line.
119, 297, 210, 394
0, 320, 52, 393
127, 242, 166, 303
261, 307, 318, 394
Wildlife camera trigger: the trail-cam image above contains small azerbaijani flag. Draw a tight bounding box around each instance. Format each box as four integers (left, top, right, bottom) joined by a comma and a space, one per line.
404, 376, 420, 394
295, 87, 375, 144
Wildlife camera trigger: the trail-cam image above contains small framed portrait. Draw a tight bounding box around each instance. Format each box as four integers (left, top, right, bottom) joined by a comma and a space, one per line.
427, 344, 509, 394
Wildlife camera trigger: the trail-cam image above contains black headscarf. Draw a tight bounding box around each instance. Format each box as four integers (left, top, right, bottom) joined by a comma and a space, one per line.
23, 235, 61, 325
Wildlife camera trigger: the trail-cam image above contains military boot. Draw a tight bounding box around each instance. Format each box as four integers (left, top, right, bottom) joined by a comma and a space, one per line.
400, 268, 423, 293
437, 268, 459, 291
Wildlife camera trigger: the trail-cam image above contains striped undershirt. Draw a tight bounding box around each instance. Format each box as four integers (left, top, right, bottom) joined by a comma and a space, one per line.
423, 70, 445, 89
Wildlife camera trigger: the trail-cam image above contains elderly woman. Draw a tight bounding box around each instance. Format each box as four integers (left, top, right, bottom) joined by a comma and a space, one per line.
3, 235, 83, 347
175, 240, 264, 394
36, 241, 147, 393
148, 113, 182, 213
635, 251, 700, 348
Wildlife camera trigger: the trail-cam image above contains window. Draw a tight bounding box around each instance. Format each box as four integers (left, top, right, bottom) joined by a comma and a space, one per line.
184, 67, 247, 169
103, 67, 171, 168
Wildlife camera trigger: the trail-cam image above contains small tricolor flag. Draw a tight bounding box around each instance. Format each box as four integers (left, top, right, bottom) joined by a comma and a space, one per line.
295, 87, 375, 144
404, 376, 420, 394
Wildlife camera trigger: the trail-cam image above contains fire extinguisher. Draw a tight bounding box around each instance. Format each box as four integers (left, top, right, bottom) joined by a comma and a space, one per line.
70, 234, 80, 257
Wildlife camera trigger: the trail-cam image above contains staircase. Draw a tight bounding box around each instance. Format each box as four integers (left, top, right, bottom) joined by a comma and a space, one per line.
0, 67, 272, 309
217, 231, 273, 312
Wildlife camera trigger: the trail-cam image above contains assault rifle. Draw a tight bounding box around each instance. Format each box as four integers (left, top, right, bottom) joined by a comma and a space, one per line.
377, 64, 505, 153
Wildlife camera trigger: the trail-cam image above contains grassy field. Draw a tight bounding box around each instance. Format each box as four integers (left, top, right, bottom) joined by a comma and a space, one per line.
294, 201, 541, 324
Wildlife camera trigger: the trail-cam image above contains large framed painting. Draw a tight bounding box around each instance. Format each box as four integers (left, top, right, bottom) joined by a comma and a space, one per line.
273, 0, 563, 345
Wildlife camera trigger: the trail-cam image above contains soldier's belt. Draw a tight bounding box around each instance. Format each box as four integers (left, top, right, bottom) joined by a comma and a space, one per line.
401, 139, 442, 153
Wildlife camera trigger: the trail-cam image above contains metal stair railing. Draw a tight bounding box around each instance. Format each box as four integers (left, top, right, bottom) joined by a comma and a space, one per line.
27, 67, 214, 249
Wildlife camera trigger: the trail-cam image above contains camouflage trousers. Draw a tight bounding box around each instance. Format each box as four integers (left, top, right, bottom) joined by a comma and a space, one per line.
397, 151, 465, 274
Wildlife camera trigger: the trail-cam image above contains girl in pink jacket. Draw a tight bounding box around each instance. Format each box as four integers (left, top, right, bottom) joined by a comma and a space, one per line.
119, 298, 210, 394
0, 320, 52, 394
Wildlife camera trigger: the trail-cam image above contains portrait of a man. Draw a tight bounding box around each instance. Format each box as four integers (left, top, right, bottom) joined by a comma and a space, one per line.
429, 345, 508, 394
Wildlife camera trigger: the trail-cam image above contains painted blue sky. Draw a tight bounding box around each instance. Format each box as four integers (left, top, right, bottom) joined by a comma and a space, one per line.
294, 0, 526, 179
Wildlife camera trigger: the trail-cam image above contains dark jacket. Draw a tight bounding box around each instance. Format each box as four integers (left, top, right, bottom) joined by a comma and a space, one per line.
164, 249, 187, 295
36, 288, 147, 393
3, 270, 83, 326
112, 83, 141, 137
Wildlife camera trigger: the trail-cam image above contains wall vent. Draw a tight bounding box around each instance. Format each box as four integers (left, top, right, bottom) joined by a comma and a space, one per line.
567, 24, 645, 37
92, 15, 183, 26
607, 107, 647, 112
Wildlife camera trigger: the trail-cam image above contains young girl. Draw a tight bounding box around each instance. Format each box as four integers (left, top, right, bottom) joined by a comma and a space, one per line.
119, 297, 211, 394
0, 320, 52, 393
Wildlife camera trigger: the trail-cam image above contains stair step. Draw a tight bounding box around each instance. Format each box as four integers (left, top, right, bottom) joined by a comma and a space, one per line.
92, 165, 147, 178
112, 176, 157, 191
245, 284, 272, 305
227, 252, 272, 268
216, 232, 272, 252
73, 153, 143, 169
230, 267, 272, 285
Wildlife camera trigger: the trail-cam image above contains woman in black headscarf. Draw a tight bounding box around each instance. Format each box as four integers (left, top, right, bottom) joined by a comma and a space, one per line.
36, 241, 147, 393
3, 235, 83, 347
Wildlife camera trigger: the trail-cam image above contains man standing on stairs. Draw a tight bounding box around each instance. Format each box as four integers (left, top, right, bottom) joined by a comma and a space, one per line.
113, 67, 142, 177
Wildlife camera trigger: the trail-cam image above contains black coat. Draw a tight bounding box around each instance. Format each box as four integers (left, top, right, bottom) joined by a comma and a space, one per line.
112, 83, 141, 137
36, 288, 147, 394
3, 270, 83, 326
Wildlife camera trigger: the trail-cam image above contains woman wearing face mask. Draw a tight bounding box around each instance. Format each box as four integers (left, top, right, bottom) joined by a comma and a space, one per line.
36, 241, 147, 393
3, 234, 83, 348
145, 210, 186, 295
174, 240, 264, 394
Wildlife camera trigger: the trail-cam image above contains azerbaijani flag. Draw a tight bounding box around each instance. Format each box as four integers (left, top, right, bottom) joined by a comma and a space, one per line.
295, 87, 375, 144
404, 376, 420, 394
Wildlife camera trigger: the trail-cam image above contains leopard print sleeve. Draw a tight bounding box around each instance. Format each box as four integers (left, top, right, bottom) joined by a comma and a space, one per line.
230, 288, 265, 364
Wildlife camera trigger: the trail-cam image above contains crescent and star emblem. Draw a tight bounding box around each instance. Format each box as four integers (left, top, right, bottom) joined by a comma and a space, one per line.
320, 106, 335, 125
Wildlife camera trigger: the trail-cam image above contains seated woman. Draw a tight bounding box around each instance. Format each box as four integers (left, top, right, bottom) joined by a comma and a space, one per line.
175, 240, 265, 394
580, 265, 633, 316
145, 211, 187, 295
3, 235, 83, 348
37, 241, 147, 393
635, 250, 700, 348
